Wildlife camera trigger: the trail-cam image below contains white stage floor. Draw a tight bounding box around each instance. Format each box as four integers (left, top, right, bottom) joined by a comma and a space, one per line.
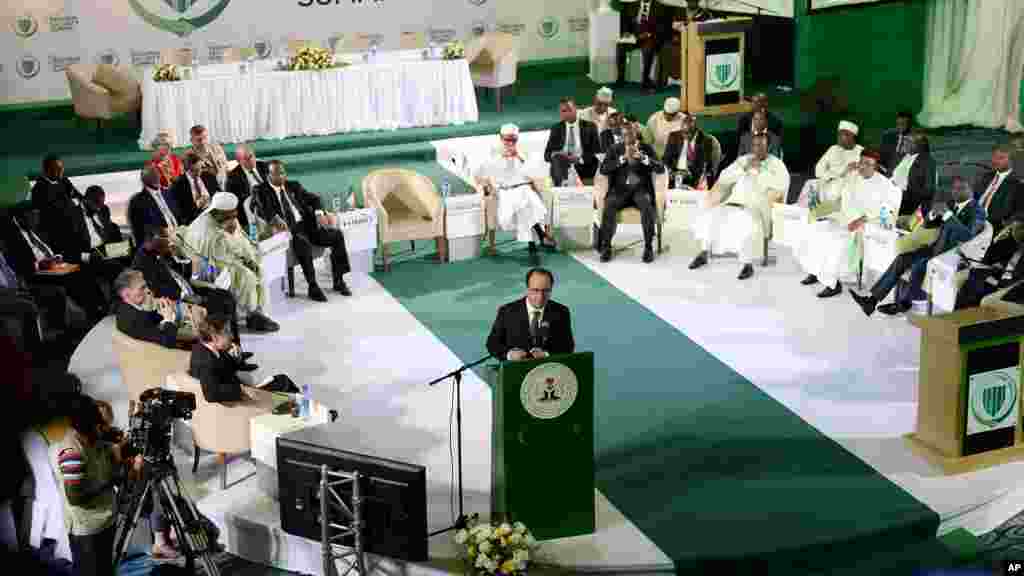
69, 229, 1024, 573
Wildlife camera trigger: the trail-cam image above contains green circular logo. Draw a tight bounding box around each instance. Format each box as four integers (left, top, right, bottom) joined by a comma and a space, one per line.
129, 0, 232, 37
710, 61, 738, 91
971, 371, 1017, 428
16, 55, 40, 79
538, 17, 560, 40
14, 14, 38, 38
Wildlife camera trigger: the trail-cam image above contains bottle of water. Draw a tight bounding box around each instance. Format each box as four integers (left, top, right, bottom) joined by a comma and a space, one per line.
332, 195, 341, 213
369, 40, 378, 62
195, 257, 208, 281
567, 164, 580, 188
879, 205, 890, 229
206, 260, 216, 282
300, 384, 310, 419
808, 182, 819, 210
673, 172, 683, 189
441, 174, 451, 199
248, 222, 258, 241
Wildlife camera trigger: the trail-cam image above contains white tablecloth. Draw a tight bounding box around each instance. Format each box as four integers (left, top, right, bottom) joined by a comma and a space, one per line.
140, 54, 478, 149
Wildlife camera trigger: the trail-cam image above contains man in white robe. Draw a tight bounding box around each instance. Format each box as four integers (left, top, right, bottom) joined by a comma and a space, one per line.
645, 97, 684, 159
578, 87, 617, 135
797, 149, 901, 297
182, 192, 279, 331
688, 133, 790, 279
799, 120, 863, 206
475, 124, 556, 254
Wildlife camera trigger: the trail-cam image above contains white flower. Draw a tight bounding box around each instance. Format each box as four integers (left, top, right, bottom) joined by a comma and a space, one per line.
475, 553, 490, 568
454, 529, 468, 544
513, 549, 530, 563
498, 523, 512, 536
479, 540, 492, 554
507, 533, 522, 546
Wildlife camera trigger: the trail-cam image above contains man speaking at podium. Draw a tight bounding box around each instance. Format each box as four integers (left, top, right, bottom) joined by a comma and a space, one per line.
487, 268, 574, 362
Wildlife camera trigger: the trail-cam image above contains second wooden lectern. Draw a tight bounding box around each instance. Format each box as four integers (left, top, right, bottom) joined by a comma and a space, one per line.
491, 352, 595, 540
907, 308, 1024, 474
680, 18, 754, 116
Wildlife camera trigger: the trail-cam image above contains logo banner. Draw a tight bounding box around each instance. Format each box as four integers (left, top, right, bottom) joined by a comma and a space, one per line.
967, 366, 1020, 436
705, 52, 740, 95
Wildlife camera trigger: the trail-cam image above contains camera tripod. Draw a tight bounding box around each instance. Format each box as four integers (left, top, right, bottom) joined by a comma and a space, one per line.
113, 454, 220, 576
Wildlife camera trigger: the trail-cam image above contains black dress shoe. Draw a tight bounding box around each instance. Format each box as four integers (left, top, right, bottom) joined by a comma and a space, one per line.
333, 280, 352, 296
642, 246, 654, 263
600, 249, 612, 263
241, 351, 255, 360
737, 264, 754, 280
246, 312, 280, 333
688, 250, 709, 270
308, 285, 328, 302
817, 283, 843, 298
800, 274, 818, 285
878, 302, 911, 316
236, 363, 259, 372
849, 291, 878, 317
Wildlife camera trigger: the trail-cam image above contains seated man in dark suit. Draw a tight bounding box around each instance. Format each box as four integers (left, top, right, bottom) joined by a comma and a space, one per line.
544, 98, 601, 186
133, 226, 249, 357
226, 144, 270, 230
976, 143, 1022, 236
50, 185, 127, 299
736, 109, 783, 160
597, 124, 665, 263
168, 152, 212, 226
113, 268, 179, 348
663, 113, 716, 189
30, 153, 80, 246
880, 110, 914, 175
891, 132, 937, 229
254, 160, 351, 301
83, 186, 125, 248
599, 111, 625, 153
128, 166, 179, 248
487, 267, 574, 362
737, 93, 783, 144
956, 214, 1024, 309
189, 317, 289, 403
851, 176, 985, 316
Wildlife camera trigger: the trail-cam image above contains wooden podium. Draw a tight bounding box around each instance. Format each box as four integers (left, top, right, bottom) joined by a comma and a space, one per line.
907, 308, 1024, 474
680, 17, 754, 116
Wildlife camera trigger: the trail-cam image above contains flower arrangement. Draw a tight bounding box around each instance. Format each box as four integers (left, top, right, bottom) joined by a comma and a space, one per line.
443, 41, 465, 60
288, 46, 336, 71
454, 519, 536, 575
153, 64, 181, 82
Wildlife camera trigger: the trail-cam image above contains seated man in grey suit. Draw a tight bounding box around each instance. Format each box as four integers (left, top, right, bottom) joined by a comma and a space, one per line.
113, 268, 179, 349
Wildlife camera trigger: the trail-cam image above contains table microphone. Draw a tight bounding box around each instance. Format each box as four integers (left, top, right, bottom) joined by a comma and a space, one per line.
535, 320, 550, 350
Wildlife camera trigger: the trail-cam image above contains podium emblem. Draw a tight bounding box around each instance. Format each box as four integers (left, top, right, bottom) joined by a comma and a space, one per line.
970, 370, 1018, 430
521, 362, 577, 420
14, 14, 38, 38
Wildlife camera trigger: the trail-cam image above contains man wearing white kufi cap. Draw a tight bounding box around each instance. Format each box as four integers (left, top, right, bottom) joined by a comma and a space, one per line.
476, 124, 557, 253
578, 87, 617, 135
799, 120, 864, 207
183, 191, 279, 332
645, 97, 684, 159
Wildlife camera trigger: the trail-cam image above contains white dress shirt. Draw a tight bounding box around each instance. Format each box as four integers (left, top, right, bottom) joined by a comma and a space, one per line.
17, 222, 53, 261
890, 153, 919, 191
245, 166, 263, 188
981, 170, 1013, 212
73, 198, 104, 250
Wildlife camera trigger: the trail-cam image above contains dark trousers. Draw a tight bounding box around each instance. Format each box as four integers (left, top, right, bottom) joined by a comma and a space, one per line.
291, 224, 351, 287
0, 289, 41, 353
192, 285, 240, 343
870, 246, 932, 302
549, 155, 598, 187
69, 523, 115, 576
956, 269, 1005, 309
617, 41, 662, 86
600, 189, 656, 249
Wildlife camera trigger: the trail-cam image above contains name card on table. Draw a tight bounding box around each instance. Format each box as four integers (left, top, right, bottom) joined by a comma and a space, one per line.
336, 208, 377, 253
446, 194, 484, 239
554, 186, 594, 228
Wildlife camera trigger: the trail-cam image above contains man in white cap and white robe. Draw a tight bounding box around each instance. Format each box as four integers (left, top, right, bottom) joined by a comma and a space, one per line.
688, 133, 789, 279
645, 97, 684, 159
476, 124, 557, 254
799, 120, 863, 206
578, 87, 617, 135
182, 191, 279, 331
797, 149, 901, 298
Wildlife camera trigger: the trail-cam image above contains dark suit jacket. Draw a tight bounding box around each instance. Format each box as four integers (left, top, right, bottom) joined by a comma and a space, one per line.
486, 298, 574, 360
30, 177, 80, 244
736, 130, 782, 160
115, 301, 177, 349
932, 199, 985, 256
736, 112, 784, 143
128, 188, 176, 247
253, 180, 324, 239
599, 142, 665, 199
189, 342, 243, 403
168, 173, 212, 226
662, 129, 715, 187
53, 198, 124, 263
897, 153, 937, 217
976, 172, 1023, 235
226, 161, 270, 229
2, 218, 54, 279
544, 120, 601, 175
132, 248, 191, 301
618, 0, 673, 44
880, 129, 913, 174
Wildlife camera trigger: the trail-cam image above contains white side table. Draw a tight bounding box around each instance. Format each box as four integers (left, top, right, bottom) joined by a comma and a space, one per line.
553, 186, 595, 249
250, 407, 330, 498
445, 193, 485, 262
336, 208, 377, 276
664, 186, 706, 231
771, 203, 810, 250
259, 231, 291, 314
588, 9, 620, 84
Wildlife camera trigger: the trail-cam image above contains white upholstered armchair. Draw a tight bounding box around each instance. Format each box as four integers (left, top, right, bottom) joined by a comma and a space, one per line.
363, 168, 447, 270
65, 64, 141, 129
465, 32, 518, 112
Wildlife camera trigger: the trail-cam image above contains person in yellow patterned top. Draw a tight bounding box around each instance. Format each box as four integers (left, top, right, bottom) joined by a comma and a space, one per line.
48, 393, 139, 576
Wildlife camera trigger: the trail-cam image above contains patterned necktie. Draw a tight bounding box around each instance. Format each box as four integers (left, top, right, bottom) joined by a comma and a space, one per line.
529, 310, 540, 339
26, 228, 54, 259
982, 174, 1002, 212
278, 187, 298, 226
165, 260, 194, 297
687, 139, 696, 163
152, 189, 178, 227
638, 0, 652, 23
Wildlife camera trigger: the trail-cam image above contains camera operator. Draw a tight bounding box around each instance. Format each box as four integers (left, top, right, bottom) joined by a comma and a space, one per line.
48, 393, 141, 576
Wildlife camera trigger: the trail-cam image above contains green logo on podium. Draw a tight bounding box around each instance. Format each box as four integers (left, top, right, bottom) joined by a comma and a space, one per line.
520, 362, 577, 420
711, 62, 736, 91
971, 371, 1017, 428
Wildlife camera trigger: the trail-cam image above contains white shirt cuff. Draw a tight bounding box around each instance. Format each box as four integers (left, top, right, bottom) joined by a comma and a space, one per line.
507, 349, 522, 360
82, 252, 91, 262
315, 209, 325, 217
942, 210, 954, 221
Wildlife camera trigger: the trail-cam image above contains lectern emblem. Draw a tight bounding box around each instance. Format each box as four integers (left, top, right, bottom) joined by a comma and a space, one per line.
14, 14, 38, 38
971, 371, 1017, 429
129, 0, 232, 37
712, 62, 737, 90
521, 362, 577, 420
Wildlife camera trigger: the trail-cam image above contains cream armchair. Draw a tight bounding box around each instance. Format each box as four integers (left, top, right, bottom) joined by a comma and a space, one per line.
923, 221, 994, 314
65, 64, 141, 128
364, 168, 447, 271
166, 373, 274, 490
112, 325, 190, 413
593, 172, 669, 254
465, 32, 518, 112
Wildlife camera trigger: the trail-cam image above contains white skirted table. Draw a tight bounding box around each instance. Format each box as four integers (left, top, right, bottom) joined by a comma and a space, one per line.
139, 53, 479, 148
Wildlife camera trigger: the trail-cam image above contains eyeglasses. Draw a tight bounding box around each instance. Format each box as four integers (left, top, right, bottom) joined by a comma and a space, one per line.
527, 288, 551, 295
